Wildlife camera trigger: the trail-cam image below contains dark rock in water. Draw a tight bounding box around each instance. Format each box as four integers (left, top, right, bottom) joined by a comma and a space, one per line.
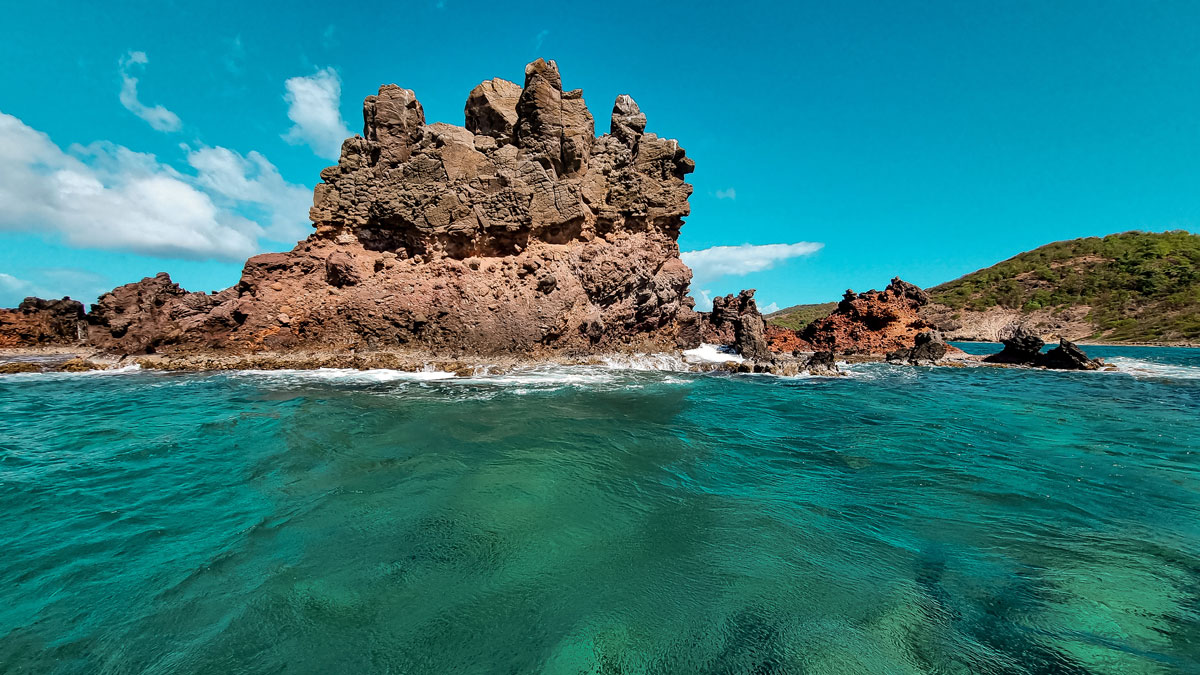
983, 325, 1101, 370
0, 297, 86, 347
1041, 339, 1102, 370
701, 289, 771, 360
887, 330, 948, 365
806, 350, 838, 375
983, 325, 1045, 365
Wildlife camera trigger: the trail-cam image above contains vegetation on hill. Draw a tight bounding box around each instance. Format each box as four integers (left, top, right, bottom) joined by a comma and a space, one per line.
765, 302, 837, 331
929, 230, 1200, 341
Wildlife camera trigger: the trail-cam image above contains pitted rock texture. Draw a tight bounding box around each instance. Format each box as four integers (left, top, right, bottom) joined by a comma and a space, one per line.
85, 59, 699, 356
0, 297, 86, 347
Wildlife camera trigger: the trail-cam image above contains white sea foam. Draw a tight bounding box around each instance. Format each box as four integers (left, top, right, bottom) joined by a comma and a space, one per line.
1106, 357, 1200, 380
600, 353, 690, 371
683, 343, 744, 364
235, 367, 455, 383
0, 363, 143, 380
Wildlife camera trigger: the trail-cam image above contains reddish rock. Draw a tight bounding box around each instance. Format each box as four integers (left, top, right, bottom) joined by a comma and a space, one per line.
767, 278, 934, 355
86, 60, 698, 357
0, 297, 85, 347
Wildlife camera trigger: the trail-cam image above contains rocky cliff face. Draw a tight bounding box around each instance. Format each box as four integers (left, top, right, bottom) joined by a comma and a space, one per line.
0, 298, 86, 348
86, 59, 700, 356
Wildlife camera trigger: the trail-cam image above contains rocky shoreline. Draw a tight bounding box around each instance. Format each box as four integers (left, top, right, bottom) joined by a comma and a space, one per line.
0, 59, 1128, 375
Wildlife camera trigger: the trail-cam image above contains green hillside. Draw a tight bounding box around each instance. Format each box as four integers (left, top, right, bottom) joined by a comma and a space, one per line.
765, 302, 837, 331
930, 230, 1200, 341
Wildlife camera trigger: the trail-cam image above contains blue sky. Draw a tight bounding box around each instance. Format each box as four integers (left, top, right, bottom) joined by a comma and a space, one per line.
2, 1, 1199, 312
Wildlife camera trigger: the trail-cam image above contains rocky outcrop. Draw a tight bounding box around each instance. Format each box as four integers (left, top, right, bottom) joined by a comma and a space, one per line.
693, 289, 838, 375
86, 59, 700, 356
886, 330, 949, 365
767, 278, 934, 355
1042, 339, 1102, 370
0, 297, 85, 347
701, 289, 771, 360
981, 324, 1044, 365
982, 324, 1102, 370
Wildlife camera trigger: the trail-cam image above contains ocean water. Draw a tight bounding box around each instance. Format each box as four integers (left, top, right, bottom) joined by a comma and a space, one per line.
1, 346, 1198, 674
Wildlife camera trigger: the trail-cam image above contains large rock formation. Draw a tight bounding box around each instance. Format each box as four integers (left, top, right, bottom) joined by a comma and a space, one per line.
0, 297, 85, 347
86, 59, 700, 356
766, 278, 935, 355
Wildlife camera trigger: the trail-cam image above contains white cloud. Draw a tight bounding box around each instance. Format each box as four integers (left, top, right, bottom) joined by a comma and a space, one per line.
535, 30, 549, 50
715, 188, 736, 200
0, 273, 48, 306
0, 269, 112, 307
119, 51, 182, 132
761, 302, 780, 314
282, 67, 351, 160
185, 145, 312, 242
682, 242, 823, 281
0, 111, 311, 261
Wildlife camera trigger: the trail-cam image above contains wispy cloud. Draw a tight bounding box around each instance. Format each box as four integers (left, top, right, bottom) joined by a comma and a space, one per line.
282, 67, 352, 161
760, 301, 780, 314
682, 242, 822, 310
0, 110, 310, 261
534, 30, 549, 51
222, 35, 245, 75
0, 268, 113, 306
185, 145, 312, 243
322, 25, 338, 49
715, 188, 736, 200
118, 51, 182, 132
682, 241, 823, 281
0, 272, 50, 306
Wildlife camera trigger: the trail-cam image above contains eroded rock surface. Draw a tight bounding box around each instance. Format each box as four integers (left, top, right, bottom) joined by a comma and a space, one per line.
0, 297, 85, 347
85, 59, 699, 356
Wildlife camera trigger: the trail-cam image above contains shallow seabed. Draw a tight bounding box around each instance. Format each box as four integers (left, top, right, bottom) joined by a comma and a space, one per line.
1, 345, 1198, 673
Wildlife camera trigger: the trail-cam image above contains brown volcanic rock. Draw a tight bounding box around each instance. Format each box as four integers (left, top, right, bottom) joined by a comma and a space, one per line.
87, 60, 698, 356
464, 78, 522, 140
701, 289, 771, 360
0, 297, 86, 347
767, 278, 934, 355
87, 273, 231, 353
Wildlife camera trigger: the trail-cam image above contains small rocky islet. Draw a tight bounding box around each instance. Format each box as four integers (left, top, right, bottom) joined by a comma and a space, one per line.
0, 59, 1103, 376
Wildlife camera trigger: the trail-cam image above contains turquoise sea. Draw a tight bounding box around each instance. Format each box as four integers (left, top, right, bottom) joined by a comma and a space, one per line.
1, 344, 1198, 674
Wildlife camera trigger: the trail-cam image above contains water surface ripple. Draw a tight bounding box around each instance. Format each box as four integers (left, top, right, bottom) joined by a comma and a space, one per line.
1, 345, 1198, 673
